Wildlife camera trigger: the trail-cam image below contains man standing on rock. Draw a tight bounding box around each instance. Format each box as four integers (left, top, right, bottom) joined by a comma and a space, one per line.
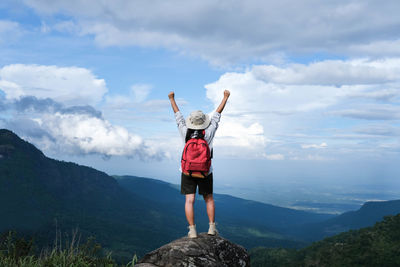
168, 90, 230, 238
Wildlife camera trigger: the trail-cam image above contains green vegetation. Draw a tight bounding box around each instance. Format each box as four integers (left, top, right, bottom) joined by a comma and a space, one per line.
0, 129, 183, 262
250, 214, 400, 267
287, 199, 400, 242
0, 127, 324, 262
3, 128, 400, 265
250, 247, 297, 267
117, 175, 324, 249
0, 230, 138, 267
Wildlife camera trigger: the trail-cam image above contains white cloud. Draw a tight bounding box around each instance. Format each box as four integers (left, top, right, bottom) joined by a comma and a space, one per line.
349, 39, 400, 57
0, 64, 107, 106
131, 84, 152, 103
40, 21, 51, 33
347, 89, 399, 101
0, 64, 167, 159
264, 153, 284, 160
206, 58, 400, 115
213, 119, 266, 156
21, 0, 400, 65
141, 99, 170, 111
290, 154, 331, 161
205, 58, 400, 159
331, 107, 400, 121
53, 20, 80, 34
301, 143, 328, 149
251, 59, 400, 86
104, 94, 131, 109
353, 124, 400, 137
104, 83, 154, 108
2, 98, 166, 159
33, 112, 162, 158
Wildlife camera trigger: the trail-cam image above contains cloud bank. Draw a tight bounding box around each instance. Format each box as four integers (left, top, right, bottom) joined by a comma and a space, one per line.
206, 58, 400, 159
2, 58, 399, 161
0, 64, 165, 159
0, 64, 107, 105
21, 0, 400, 65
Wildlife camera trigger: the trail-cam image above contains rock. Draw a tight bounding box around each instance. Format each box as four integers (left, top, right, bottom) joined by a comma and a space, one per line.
136, 233, 250, 267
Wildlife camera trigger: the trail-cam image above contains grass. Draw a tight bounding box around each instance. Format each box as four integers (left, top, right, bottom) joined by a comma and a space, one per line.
0, 230, 138, 267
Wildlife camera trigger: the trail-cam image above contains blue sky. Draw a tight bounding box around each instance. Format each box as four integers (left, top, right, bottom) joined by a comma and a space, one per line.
1, 0, 400, 200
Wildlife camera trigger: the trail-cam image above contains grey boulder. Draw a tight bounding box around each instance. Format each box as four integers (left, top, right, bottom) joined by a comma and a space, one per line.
136, 233, 250, 267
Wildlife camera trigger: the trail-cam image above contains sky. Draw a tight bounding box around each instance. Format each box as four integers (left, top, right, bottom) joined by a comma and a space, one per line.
1, 0, 400, 201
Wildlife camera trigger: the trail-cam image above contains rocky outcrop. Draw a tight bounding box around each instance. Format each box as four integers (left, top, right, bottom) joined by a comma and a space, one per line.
136, 233, 250, 267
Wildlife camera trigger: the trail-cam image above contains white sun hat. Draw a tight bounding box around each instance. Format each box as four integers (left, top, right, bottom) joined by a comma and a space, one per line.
186, 110, 211, 130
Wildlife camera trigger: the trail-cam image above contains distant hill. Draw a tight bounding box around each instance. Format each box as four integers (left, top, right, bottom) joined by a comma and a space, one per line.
117, 176, 332, 248
116, 176, 400, 246
2, 128, 400, 263
0, 129, 324, 261
250, 213, 400, 267
288, 199, 400, 241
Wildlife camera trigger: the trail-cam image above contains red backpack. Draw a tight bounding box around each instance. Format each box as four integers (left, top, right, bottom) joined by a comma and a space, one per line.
181, 130, 211, 178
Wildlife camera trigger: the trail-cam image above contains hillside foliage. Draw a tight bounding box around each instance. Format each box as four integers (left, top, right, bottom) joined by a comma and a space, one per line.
0, 128, 328, 262
250, 214, 400, 267
3, 128, 400, 265
0, 230, 138, 267
0, 129, 182, 262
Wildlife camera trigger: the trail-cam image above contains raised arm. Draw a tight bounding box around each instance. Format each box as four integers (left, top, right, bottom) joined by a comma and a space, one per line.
216, 90, 230, 113
168, 91, 180, 113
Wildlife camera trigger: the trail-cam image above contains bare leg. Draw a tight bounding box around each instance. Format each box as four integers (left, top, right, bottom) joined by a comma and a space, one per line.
185, 194, 196, 225
203, 194, 215, 223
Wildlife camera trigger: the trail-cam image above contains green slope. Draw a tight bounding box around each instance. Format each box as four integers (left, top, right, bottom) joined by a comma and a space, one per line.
116, 175, 332, 249
288, 199, 400, 241
6, 128, 399, 264
1, 128, 316, 261
250, 213, 400, 267
0, 129, 184, 261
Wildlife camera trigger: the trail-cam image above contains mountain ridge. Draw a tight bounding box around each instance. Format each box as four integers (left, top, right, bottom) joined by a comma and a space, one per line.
0, 129, 184, 261
0, 129, 315, 260
250, 213, 400, 266
2, 128, 400, 263
287, 199, 400, 241
116, 175, 332, 246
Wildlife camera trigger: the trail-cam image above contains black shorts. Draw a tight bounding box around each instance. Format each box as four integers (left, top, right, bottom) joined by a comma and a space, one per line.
181, 172, 213, 195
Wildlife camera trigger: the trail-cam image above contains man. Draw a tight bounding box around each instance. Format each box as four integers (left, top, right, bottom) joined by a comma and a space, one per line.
168, 90, 230, 238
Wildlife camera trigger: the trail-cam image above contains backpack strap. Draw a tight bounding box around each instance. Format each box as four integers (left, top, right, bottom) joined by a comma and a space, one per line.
187, 170, 207, 178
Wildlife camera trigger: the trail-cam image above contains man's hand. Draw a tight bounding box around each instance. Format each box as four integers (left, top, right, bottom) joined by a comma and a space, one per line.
223, 90, 230, 99
168, 91, 175, 99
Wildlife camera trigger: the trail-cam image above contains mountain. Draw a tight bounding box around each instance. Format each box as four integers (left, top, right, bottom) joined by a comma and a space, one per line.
0, 129, 331, 259
250, 213, 400, 267
288, 199, 400, 241
117, 175, 332, 248
0, 129, 184, 261
2, 128, 400, 263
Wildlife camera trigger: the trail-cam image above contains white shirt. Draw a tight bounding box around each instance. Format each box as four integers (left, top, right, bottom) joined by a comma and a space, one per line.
174, 111, 221, 174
